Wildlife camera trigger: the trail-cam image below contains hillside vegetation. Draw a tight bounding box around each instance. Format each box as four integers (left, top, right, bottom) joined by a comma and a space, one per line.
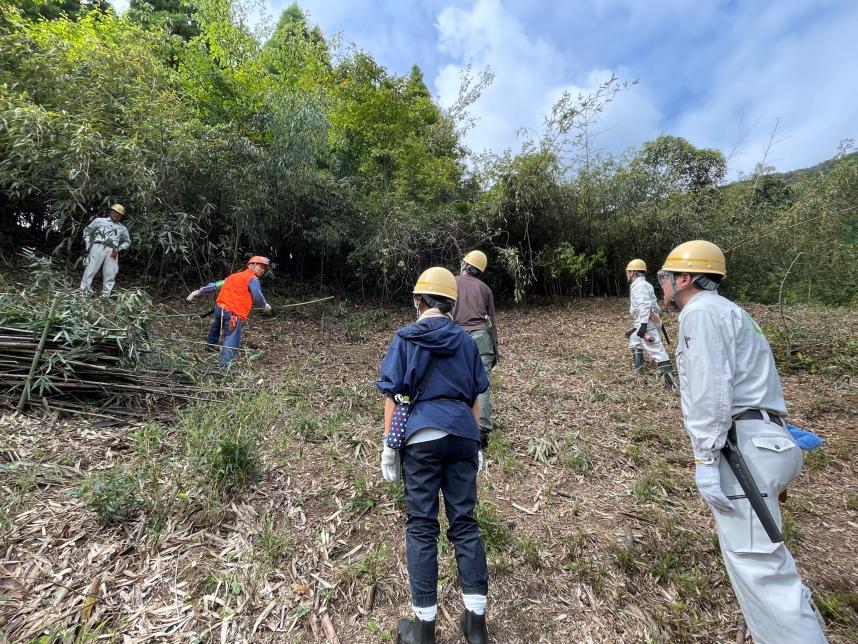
1, 1, 857, 305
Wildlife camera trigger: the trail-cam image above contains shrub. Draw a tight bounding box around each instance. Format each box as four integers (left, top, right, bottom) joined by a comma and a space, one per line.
179, 389, 280, 496
83, 468, 142, 524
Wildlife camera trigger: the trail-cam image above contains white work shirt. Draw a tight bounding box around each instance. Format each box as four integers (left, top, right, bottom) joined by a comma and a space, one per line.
82, 217, 131, 252
675, 291, 787, 461
629, 276, 660, 326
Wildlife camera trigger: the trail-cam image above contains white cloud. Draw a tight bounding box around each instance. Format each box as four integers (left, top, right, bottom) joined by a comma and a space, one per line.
670, 2, 858, 175
433, 0, 663, 159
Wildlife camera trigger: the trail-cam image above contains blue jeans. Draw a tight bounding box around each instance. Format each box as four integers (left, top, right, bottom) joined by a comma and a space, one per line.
206, 305, 243, 367
401, 434, 489, 607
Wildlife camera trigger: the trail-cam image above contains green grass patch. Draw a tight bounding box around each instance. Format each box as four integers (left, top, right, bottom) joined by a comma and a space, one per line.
816, 590, 858, 628
475, 500, 513, 554
82, 468, 143, 525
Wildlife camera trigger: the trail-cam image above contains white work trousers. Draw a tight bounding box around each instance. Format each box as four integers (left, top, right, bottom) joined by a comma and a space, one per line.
712, 417, 827, 644
628, 323, 670, 362
79, 243, 119, 296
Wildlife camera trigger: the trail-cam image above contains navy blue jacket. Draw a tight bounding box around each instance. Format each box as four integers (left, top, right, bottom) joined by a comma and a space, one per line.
378, 316, 489, 443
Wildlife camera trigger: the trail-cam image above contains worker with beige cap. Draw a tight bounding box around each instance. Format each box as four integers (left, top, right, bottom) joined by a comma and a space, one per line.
80, 203, 131, 296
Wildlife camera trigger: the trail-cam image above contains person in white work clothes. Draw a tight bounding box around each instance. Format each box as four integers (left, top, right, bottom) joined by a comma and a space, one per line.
658, 240, 826, 644
624, 258, 674, 388
80, 204, 131, 296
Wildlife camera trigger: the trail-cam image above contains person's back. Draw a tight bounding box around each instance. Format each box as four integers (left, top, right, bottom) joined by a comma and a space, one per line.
453, 275, 493, 332
379, 315, 484, 442
217, 269, 257, 320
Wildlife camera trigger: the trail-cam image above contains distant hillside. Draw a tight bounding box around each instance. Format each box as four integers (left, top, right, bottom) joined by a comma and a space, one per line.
735, 150, 858, 186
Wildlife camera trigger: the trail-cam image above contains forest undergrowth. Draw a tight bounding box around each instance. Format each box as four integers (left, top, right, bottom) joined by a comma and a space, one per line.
1, 297, 856, 643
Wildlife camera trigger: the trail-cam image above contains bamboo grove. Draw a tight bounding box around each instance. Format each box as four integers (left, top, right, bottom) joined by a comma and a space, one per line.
1, 1, 856, 305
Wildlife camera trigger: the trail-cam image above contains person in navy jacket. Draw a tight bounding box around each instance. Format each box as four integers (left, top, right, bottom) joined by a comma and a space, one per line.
377, 267, 490, 644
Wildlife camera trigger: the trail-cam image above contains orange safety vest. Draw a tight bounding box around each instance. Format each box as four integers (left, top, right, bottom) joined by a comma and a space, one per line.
216, 269, 256, 321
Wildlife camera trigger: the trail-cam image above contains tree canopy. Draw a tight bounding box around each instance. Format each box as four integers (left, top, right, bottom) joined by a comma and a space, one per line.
1, 1, 855, 305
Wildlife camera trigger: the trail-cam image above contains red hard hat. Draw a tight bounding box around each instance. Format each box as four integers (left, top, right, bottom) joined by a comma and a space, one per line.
248, 255, 271, 268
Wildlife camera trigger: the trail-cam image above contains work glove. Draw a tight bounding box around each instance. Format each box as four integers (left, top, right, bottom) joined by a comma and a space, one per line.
636, 323, 648, 338
695, 458, 733, 512
186, 289, 201, 302
624, 328, 635, 339
262, 303, 273, 315
380, 446, 400, 483
478, 450, 484, 473
785, 423, 823, 450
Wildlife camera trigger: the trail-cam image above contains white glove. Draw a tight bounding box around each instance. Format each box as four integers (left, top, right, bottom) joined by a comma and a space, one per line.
695, 459, 733, 512
478, 450, 484, 473
186, 289, 201, 302
381, 446, 400, 483
263, 303, 272, 314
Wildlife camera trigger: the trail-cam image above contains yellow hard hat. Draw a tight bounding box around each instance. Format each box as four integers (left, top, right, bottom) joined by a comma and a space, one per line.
626, 259, 646, 272
463, 250, 488, 272
413, 266, 458, 301
110, 204, 125, 216
661, 240, 726, 276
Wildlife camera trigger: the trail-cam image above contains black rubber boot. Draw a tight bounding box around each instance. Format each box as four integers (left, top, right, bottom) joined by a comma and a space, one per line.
396, 617, 436, 644
657, 360, 675, 389
631, 348, 645, 371
459, 610, 488, 644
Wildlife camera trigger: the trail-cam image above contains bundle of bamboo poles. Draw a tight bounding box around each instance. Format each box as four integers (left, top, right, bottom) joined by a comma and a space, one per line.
1, 265, 196, 413
1, 321, 197, 410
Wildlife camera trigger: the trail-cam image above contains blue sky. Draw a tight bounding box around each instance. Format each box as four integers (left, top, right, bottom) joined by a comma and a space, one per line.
114, 0, 858, 176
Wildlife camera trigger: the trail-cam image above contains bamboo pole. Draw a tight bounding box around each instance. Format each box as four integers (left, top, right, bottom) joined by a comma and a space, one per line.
17, 295, 59, 412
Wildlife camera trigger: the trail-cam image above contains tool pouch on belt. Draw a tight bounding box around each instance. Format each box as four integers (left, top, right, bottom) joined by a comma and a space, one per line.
385, 356, 438, 449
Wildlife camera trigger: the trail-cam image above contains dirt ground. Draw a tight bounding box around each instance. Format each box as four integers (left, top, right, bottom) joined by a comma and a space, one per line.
2, 297, 856, 643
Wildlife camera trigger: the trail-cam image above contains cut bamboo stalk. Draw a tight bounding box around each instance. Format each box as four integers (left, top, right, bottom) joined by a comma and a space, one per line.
17, 295, 58, 412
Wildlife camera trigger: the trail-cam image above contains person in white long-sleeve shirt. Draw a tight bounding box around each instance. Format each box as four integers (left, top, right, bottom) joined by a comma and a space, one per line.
79, 204, 131, 296
624, 259, 674, 387
658, 240, 826, 644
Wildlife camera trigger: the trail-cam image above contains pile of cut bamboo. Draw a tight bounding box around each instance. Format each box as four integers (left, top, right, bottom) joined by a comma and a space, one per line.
1, 266, 196, 413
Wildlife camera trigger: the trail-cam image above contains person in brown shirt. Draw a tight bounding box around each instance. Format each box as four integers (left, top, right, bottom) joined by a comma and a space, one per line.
452, 250, 498, 448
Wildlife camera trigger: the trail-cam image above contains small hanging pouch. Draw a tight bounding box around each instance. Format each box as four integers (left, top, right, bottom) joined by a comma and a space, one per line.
385, 356, 438, 449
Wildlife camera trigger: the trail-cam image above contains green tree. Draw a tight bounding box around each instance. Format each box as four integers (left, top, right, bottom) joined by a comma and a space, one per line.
16, 0, 82, 21
128, 0, 200, 40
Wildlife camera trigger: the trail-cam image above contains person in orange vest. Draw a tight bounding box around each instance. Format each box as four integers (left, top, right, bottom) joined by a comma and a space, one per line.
186, 256, 273, 367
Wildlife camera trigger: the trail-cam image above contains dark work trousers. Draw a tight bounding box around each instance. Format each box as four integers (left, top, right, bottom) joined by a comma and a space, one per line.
401, 433, 489, 607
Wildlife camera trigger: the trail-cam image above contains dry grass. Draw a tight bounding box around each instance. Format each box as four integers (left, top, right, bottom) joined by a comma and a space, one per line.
1, 298, 856, 643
